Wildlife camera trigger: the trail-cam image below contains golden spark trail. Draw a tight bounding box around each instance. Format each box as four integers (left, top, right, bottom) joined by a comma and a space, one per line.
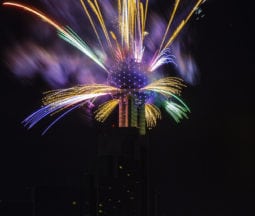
163, 0, 204, 50
3, 2, 65, 32
43, 84, 120, 105
118, 0, 122, 34
143, 0, 149, 39
95, 99, 120, 122
142, 77, 186, 95
93, 0, 113, 49
159, 0, 181, 52
110, 31, 123, 60
140, 2, 144, 39
145, 104, 161, 128
80, 0, 105, 51
87, 0, 113, 49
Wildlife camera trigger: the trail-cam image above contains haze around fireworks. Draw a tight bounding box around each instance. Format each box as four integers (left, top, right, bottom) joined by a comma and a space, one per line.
3, 0, 206, 135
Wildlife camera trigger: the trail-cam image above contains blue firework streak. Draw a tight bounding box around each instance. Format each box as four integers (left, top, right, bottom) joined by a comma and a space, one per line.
3, 0, 206, 135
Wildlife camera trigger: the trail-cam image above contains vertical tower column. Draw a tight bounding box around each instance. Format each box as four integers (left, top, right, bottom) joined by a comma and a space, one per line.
119, 96, 146, 135
138, 104, 146, 135
130, 96, 138, 128
119, 96, 129, 127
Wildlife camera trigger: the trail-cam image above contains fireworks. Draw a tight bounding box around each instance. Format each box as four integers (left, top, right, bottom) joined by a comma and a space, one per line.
3, 0, 205, 135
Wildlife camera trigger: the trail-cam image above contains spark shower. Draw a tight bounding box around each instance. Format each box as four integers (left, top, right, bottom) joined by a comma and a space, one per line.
3, 0, 206, 135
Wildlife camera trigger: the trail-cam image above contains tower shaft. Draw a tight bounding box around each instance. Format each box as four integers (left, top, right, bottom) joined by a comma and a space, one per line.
118, 96, 145, 135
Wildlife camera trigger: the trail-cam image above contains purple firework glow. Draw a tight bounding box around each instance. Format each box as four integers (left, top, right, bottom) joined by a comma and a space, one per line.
3, 0, 206, 135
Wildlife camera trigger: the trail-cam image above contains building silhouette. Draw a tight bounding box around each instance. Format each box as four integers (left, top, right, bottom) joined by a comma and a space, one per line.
95, 127, 149, 216
0, 127, 158, 216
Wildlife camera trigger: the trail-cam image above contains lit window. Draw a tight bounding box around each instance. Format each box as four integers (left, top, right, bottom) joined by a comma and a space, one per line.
98, 203, 103, 207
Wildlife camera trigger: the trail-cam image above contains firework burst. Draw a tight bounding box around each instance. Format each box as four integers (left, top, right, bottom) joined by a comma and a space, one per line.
3, 0, 205, 135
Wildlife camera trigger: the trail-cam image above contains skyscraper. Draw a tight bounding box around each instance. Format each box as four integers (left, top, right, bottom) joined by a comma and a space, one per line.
95, 127, 153, 216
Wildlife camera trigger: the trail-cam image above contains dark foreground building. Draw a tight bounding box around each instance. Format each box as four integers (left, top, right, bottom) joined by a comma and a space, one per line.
0, 127, 158, 216
95, 127, 149, 216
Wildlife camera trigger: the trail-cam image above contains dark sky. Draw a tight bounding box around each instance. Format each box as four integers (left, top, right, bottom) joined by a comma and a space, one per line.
0, 0, 254, 215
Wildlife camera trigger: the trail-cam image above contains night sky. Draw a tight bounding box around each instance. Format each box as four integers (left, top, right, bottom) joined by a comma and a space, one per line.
0, 0, 254, 215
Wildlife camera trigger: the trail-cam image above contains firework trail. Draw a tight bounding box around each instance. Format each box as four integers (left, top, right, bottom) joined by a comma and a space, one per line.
3, 0, 206, 135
